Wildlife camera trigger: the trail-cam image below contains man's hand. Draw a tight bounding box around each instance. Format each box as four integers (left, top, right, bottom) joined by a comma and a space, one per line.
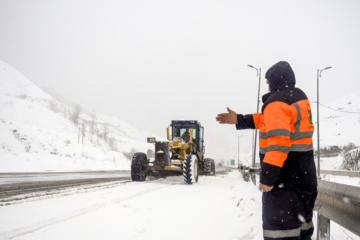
216, 107, 238, 124
260, 183, 273, 192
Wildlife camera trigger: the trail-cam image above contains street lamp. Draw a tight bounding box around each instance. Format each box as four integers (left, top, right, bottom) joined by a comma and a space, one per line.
316, 66, 332, 178
248, 65, 261, 168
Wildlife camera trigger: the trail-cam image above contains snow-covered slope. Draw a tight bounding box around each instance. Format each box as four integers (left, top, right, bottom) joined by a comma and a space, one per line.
314, 91, 360, 147
1, 58, 358, 172
0, 60, 154, 172
310, 91, 360, 171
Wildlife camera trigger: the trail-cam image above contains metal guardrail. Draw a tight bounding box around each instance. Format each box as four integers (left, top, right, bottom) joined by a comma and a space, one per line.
240, 167, 360, 238
315, 180, 360, 238
319, 170, 360, 178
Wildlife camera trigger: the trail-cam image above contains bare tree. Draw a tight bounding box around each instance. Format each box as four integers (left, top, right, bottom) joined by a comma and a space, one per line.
103, 123, 109, 141
343, 142, 357, 153
342, 147, 360, 171
71, 105, 81, 126
108, 136, 117, 151
90, 112, 96, 136
81, 121, 86, 144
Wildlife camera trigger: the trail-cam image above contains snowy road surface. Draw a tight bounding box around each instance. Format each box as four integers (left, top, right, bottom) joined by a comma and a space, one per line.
0, 169, 359, 240
0, 168, 231, 205
0, 170, 264, 240
0, 171, 130, 185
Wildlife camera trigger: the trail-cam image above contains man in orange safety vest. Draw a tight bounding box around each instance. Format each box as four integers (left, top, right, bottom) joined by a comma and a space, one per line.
216, 61, 317, 240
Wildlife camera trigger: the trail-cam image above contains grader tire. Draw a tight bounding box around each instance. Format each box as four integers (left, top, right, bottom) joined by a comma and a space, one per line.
211, 159, 216, 175
183, 155, 198, 184
131, 152, 148, 181
204, 158, 212, 174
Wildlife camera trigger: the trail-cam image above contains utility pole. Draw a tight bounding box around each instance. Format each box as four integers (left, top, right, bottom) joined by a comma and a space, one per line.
316, 66, 332, 178
316, 66, 332, 240
248, 65, 261, 168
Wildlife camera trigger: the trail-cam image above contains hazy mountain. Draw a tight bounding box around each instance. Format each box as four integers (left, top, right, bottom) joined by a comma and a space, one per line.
0, 60, 154, 172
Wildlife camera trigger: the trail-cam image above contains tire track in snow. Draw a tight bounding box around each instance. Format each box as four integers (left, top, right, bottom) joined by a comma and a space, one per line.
0, 180, 132, 206
0, 182, 174, 240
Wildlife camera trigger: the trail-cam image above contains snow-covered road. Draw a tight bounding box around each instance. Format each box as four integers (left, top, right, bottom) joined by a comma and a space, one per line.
0, 170, 263, 240
1, 169, 359, 240
0, 171, 130, 185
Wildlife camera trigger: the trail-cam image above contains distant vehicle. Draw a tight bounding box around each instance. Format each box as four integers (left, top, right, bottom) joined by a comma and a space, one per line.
131, 120, 215, 184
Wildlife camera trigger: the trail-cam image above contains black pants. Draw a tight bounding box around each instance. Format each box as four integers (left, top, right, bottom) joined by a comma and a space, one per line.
262, 187, 318, 240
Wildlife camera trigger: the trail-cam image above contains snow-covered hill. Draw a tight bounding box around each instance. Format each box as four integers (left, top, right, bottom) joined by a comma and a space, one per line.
310, 91, 360, 171
1, 59, 359, 172
0, 60, 154, 172
315, 91, 360, 148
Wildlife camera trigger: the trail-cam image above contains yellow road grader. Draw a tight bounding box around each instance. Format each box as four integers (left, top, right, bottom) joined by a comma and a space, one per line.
131, 120, 215, 184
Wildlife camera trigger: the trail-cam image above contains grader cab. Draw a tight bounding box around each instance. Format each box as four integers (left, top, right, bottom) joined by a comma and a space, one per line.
131, 120, 215, 184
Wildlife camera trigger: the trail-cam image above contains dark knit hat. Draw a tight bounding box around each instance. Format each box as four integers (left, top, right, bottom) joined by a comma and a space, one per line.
265, 61, 296, 91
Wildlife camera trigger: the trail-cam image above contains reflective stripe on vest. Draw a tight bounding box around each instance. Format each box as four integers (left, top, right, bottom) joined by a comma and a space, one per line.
263, 227, 301, 238
259, 101, 314, 155
263, 221, 314, 239
259, 129, 313, 140
260, 144, 313, 154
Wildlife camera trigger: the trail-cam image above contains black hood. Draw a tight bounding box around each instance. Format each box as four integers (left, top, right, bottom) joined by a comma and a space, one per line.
265, 61, 296, 91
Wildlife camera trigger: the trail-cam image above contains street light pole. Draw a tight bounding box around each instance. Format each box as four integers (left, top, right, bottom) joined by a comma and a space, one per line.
316, 66, 332, 178
248, 65, 261, 168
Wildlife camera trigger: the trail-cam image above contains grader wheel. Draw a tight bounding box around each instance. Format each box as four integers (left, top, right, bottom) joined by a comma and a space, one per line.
211, 159, 216, 175
204, 158, 215, 175
131, 152, 148, 181
183, 155, 198, 184
204, 158, 212, 173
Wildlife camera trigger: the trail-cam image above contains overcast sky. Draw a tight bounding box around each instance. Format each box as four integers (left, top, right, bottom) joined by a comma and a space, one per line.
1, 0, 360, 161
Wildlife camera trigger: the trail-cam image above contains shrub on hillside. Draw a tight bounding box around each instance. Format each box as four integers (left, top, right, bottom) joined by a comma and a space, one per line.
341, 147, 360, 171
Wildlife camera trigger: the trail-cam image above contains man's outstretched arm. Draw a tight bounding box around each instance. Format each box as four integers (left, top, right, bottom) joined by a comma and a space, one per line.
216, 107, 238, 124
216, 107, 259, 130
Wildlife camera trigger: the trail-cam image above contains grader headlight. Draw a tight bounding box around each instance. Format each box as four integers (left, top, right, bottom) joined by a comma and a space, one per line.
147, 137, 156, 143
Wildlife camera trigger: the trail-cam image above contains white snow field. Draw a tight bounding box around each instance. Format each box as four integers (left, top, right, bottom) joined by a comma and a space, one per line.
0, 171, 264, 240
